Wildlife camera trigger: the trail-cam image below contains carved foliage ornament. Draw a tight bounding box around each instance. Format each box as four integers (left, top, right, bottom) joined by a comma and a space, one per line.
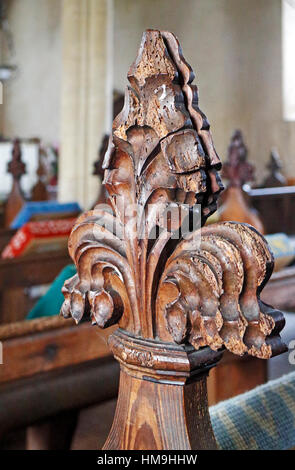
61, 30, 283, 360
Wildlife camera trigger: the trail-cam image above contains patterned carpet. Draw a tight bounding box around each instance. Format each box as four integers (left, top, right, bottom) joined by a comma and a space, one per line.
210, 371, 295, 450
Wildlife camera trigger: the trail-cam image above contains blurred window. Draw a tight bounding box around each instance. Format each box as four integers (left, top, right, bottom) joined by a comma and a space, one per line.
282, 0, 295, 120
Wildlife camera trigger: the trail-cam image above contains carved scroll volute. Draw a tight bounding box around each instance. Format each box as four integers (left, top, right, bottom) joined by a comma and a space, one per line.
60, 29, 286, 450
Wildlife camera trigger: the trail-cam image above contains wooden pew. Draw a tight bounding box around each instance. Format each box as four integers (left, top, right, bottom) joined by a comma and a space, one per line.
0, 250, 71, 324
0, 140, 118, 448
0, 252, 277, 446
219, 139, 295, 312
0, 138, 51, 231
0, 139, 45, 249
3, 139, 26, 228
0, 317, 119, 448
246, 185, 295, 235
245, 187, 295, 310
0, 316, 269, 449
1, 90, 289, 450
0, 139, 78, 325
261, 265, 295, 311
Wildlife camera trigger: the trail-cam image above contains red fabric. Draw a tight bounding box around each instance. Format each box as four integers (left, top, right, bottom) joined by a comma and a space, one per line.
2, 218, 75, 258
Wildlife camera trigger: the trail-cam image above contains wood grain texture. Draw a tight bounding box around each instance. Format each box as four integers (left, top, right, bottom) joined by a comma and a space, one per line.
61, 32, 283, 360
0, 250, 70, 289
104, 370, 216, 450
0, 228, 16, 251
0, 322, 115, 384
61, 30, 286, 450
0, 315, 75, 341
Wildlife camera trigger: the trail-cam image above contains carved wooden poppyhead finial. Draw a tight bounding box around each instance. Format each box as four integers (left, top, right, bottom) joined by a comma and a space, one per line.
61, 31, 285, 365
222, 130, 255, 187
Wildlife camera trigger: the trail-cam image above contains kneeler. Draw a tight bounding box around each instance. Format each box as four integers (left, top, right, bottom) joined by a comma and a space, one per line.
60, 30, 286, 450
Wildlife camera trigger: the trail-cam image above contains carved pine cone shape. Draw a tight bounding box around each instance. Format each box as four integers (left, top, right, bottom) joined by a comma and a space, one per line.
61, 208, 275, 359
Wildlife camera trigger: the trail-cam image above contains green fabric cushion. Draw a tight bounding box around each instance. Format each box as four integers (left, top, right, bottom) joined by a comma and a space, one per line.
210, 371, 295, 450
26, 264, 76, 320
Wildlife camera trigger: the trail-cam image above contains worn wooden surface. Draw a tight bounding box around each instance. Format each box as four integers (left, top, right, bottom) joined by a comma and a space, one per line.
207, 351, 267, 405
0, 315, 74, 340
62, 31, 283, 359
0, 250, 69, 289
61, 30, 286, 450
0, 312, 266, 450
0, 316, 118, 447
0, 356, 119, 438
247, 185, 295, 235
0, 320, 115, 383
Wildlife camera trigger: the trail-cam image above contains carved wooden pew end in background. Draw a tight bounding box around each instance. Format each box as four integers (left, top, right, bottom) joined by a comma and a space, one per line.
61, 30, 286, 450
4, 139, 26, 228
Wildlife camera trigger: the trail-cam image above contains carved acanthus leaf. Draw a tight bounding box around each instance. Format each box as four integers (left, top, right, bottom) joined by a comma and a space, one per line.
222, 129, 255, 187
